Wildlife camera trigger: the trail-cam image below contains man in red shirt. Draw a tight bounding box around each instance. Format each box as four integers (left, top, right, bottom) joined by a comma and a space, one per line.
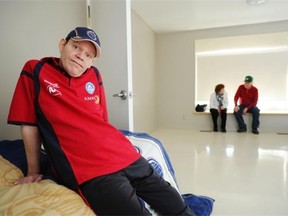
7, 27, 195, 215
234, 75, 260, 134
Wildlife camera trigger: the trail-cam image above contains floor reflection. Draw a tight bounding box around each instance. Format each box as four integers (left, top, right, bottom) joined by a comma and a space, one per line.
151, 129, 288, 216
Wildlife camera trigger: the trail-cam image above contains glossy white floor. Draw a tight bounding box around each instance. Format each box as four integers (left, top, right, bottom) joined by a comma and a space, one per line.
150, 128, 288, 216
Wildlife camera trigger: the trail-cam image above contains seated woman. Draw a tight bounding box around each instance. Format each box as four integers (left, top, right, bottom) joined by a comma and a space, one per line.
209, 84, 228, 132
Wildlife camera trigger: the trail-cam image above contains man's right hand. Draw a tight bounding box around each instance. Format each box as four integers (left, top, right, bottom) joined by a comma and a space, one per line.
234, 106, 239, 112
14, 173, 43, 185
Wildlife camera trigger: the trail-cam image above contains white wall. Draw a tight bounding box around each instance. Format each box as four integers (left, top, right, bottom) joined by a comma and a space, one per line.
132, 11, 157, 133
156, 21, 288, 133
0, 1, 86, 139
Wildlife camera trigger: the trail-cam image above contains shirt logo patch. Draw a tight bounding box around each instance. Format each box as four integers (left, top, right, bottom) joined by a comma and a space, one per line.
85, 82, 95, 94
45, 80, 62, 96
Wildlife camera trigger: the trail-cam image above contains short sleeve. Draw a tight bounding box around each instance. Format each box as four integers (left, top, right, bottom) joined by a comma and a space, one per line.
7, 60, 39, 126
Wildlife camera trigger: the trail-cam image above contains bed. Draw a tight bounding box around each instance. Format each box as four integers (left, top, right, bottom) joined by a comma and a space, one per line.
0, 155, 95, 216
0, 132, 214, 216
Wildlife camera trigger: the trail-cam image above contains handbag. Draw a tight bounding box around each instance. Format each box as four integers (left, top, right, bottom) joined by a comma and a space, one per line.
195, 104, 207, 112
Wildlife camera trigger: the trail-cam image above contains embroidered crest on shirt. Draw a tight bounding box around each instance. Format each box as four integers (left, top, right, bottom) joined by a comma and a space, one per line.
85, 82, 95, 94
44, 80, 62, 96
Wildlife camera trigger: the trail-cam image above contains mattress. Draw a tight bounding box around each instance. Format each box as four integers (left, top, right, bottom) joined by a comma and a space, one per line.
0, 156, 95, 216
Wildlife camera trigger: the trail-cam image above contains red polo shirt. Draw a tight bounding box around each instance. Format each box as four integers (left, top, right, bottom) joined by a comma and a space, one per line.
8, 57, 140, 189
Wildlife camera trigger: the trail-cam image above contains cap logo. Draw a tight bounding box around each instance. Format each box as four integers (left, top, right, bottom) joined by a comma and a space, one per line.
85, 82, 95, 94
87, 30, 97, 41
67, 27, 101, 57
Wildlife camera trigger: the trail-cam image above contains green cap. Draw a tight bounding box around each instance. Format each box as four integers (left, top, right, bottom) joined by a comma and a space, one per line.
244, 75, 253, 83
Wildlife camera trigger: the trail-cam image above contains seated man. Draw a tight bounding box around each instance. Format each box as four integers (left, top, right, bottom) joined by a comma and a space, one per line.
7, 27, 196, 216
233, 75, 260, 134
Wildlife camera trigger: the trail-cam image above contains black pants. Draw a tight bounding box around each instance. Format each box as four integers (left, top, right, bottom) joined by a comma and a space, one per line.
80, 157, 195, 216
210, 108, 227, 130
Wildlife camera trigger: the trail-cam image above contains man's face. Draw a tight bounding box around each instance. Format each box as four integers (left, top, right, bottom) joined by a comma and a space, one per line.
244, 82, 252, 89
58, 39, 96, 77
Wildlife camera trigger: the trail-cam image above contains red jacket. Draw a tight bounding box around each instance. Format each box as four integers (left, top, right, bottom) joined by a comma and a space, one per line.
234, 84, 258, 110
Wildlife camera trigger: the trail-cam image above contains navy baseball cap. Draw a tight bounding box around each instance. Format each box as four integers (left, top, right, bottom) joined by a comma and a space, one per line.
66, 27, 101, 58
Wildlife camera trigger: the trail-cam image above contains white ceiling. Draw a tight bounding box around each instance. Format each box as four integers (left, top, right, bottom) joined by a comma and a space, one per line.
131, 0, 288, 33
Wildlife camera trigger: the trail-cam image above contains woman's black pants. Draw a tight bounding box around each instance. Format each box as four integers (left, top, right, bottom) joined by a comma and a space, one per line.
210, 108, 227, 131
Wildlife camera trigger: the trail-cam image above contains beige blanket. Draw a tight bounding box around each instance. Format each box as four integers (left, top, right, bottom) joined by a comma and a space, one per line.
0, 156, 95, 216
